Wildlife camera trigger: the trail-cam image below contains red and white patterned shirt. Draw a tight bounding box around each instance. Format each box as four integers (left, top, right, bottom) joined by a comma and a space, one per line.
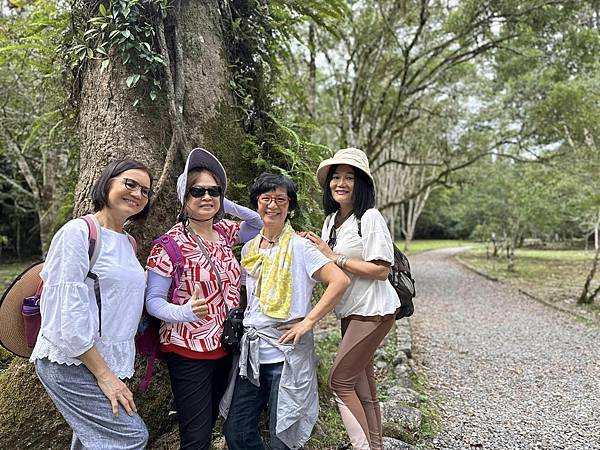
146, 221, 241, 357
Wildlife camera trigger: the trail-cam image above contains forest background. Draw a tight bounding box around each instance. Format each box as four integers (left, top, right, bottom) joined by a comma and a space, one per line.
0, 0, 599, 447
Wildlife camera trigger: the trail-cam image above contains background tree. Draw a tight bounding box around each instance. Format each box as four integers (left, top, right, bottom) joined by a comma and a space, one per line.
0, 0, 78, 256
0, 0, 346, 447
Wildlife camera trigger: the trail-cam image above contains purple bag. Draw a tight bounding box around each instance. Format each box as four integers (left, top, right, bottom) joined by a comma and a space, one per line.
136, 226, 233, 391
19, 215, 103, 351
22, 294, 41, 348
136, 234, 184, 392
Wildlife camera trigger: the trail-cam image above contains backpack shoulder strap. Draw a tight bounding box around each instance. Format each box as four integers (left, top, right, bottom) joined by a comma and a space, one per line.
81, 214, 102, 268
214, 223, 232, 247
125, 232, 138, 255
80, 214, 103, 336
152, 234, 184, 303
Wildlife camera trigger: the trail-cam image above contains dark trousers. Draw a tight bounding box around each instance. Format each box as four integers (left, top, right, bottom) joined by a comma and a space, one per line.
165, 352, 232, 450
223, 361, 289, 450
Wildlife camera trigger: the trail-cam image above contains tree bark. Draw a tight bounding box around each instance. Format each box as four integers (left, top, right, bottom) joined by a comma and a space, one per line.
73, 0, 255, 254
579, 245, 600, 305
0, 2, 256, 447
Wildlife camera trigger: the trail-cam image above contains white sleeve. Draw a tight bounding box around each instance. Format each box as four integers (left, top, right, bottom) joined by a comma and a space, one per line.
360, 209, 394, 264
145, 271, 199, 323
301, 238, 332, 281
38, 219, 95, 358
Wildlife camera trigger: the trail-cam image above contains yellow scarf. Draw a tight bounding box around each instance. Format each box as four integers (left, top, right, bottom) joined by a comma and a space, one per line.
241, 222, 294, 319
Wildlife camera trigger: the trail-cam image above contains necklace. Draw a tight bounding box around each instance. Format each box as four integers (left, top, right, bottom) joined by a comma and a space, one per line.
259, 230, 282, 246
335, 210, 353, 228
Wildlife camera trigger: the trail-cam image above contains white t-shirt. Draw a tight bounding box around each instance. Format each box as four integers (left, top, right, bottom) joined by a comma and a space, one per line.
30, 218, 145, 379
321, 209, 400, 318
242, 234, 331, 363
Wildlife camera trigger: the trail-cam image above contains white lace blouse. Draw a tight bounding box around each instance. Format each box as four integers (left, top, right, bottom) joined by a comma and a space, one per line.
29, 218, 145, 379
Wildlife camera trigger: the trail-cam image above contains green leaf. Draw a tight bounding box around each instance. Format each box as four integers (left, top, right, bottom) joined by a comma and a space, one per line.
149, 90, 157, 101
86, 47, 93, 58
99, 3, 108, 17
100, 59, 110, 73
126, 73, 141, 88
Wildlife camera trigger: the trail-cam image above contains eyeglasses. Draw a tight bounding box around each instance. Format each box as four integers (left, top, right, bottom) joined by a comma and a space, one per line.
327, 226, 337, 249
121, 178, 152, 199
188, 185, 222, 198
256, 194, 289, 206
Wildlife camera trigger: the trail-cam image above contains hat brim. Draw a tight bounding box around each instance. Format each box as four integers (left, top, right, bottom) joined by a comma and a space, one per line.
0, 262, 43, 358
316, 158, 375, 188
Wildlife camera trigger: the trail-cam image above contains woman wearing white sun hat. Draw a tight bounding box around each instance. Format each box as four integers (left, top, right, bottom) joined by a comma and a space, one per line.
303, 147, 401, 450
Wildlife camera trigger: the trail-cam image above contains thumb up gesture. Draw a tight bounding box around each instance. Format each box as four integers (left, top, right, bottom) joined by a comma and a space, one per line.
190, 285, 208, 320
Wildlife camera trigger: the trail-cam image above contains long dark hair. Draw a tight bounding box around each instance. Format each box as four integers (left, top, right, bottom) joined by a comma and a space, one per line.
91, 159, 153, 221
322, 164, 375, 220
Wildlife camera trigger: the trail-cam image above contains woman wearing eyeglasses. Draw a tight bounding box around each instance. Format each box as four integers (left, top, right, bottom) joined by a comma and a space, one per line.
221, 173, 350, 450
31, 159, 153, 449
145, 148, 262, 450
302, 148, 401, 450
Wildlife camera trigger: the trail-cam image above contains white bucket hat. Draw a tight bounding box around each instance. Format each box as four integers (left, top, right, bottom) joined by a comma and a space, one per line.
316, 147, 374, 188
177, 148, 227, 222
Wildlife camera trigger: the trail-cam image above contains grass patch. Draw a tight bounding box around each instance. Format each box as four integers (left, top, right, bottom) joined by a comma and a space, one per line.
0, 260, 35, 292
458, 248, 600, 322
400, 240, 478, 255
411, 366, 442, 449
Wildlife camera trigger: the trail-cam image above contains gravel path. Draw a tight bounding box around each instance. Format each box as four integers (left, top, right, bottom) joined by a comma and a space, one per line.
410, 248, 600, 450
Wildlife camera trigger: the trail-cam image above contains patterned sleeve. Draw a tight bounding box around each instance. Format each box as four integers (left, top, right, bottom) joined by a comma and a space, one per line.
146, 241, 174, 277
215, 219, 241, 246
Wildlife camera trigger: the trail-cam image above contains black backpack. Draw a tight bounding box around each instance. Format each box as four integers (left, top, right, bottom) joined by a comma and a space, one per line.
357, 218, 416, 319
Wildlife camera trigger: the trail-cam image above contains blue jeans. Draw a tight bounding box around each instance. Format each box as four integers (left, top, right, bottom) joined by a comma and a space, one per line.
223, 361, 289, 450
34, 358, 148, 450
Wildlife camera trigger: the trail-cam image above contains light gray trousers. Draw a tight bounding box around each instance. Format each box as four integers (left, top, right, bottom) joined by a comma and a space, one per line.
34, 358, 148, 450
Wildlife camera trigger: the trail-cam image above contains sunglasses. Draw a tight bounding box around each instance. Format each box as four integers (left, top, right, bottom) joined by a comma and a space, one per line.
121, 178, 152, 199
188, 185, 222, 198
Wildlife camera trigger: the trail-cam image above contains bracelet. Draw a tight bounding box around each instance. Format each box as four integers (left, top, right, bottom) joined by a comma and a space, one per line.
336, 254, 348, 269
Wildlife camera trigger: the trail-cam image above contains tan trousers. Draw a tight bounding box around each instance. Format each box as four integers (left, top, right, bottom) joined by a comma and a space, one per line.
329, 314, 395, 450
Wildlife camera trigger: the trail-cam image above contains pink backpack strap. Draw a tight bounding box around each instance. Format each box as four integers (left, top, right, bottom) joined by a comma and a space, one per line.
138, 234, 183, 392
81, 214, 102, 266
214, 223, 232, 247
152, 234, 184, 303
80, 214, 103, 335
126, 233, 138, 255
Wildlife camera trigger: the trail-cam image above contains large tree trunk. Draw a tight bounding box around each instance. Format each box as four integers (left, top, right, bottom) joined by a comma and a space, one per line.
0, 2, 255, 448
75, 1, 252, 252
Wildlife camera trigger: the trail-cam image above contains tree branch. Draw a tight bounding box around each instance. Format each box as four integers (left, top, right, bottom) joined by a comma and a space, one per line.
152, 1, 186, 201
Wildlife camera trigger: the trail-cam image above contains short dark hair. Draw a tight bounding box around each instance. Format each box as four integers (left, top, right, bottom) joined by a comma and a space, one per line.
249, 173, 298, 212
322, 164, 375, 219
91, 159, 153, 221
